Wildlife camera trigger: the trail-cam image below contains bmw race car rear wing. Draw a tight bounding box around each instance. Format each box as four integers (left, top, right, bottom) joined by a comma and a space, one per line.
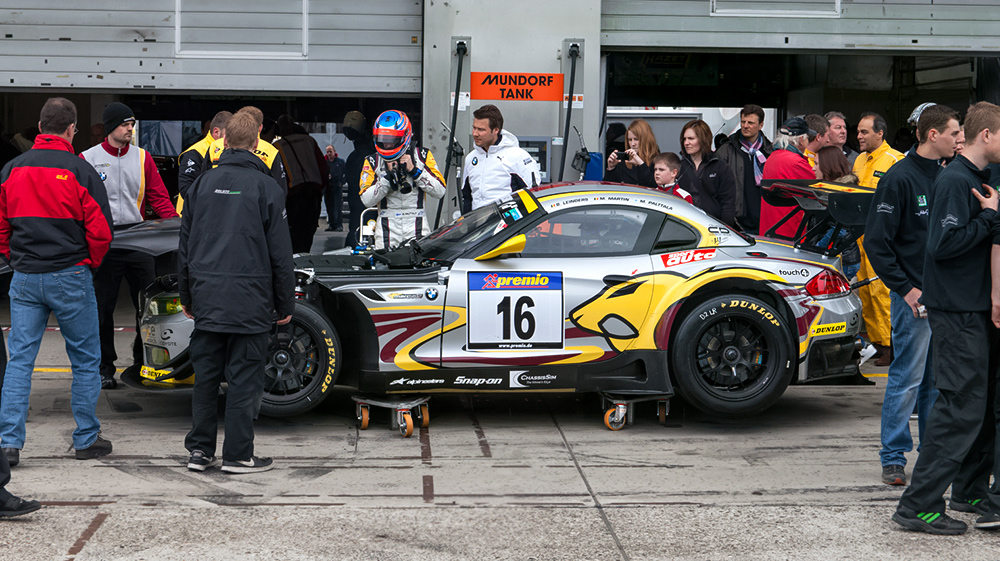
760, 179, 875, 257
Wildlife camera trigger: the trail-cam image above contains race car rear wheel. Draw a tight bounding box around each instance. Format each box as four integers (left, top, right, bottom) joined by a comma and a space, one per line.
671, 295, 794, 417
260, 301, 341, 417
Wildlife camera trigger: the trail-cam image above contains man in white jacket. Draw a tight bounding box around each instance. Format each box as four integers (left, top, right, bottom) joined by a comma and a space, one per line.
462, 105, 541, 212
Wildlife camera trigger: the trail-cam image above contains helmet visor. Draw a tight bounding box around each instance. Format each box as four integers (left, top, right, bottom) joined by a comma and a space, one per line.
374, 130, 407, 153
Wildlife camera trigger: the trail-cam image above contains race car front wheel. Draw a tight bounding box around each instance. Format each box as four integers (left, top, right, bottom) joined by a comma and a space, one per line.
260, 301, 341, 417
671, 295, 794, 417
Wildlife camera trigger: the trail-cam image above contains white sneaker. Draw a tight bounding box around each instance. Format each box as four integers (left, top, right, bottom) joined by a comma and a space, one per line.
221, 456, 273, 474
859, 342, 877, 366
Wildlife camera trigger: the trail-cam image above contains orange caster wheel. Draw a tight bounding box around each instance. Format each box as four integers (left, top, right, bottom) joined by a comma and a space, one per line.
357, 405, 370, 430
418, 404, 430, 428
398, 410, 414, 437
604, 407, 626, 431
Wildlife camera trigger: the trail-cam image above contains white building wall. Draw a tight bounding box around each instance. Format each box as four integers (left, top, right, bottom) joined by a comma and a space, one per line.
0, 0, 423, 94
603, 0, 1000, 53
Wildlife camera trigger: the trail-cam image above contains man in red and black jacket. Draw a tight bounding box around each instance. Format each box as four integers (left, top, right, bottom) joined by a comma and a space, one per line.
0, 97, 115, 468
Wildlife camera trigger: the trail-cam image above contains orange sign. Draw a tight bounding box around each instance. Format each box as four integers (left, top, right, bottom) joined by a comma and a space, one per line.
470, 72, 564, 102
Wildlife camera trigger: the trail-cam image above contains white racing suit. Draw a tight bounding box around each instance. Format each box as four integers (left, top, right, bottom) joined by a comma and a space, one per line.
359, 146, 447, 250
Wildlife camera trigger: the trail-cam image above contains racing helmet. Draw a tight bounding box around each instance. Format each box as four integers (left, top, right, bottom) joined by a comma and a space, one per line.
373, 110, 412, 161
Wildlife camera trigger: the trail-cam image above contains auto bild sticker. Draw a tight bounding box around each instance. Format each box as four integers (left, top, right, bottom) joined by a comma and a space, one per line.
467, 272, 564, 350
811, 322, 847, 336
661, 249, 717, 268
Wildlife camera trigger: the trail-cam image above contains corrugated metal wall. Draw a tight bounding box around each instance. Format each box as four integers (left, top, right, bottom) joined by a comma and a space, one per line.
602, 0, 1000, 53
0, 0, 423, 94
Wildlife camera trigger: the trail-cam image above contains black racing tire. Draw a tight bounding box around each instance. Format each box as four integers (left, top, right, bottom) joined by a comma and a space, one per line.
670, 295, 794, 417
260, 301, 341, 418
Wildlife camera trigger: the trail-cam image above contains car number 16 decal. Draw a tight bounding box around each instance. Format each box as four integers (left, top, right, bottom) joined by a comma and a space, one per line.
467, 272, 563, 350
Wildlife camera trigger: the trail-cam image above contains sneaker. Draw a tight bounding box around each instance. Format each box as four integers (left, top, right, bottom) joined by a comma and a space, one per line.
0, 495, 41, 518
187, 450, 220, 472
882, 464, 906, 486
75, 435, 112, 460
2, 447, 19, 467
859, 343, 877, 366
892, 507, 967, 535
951, 497, 989, 516
975, 512, 1000, 530
221, 456, 273, 474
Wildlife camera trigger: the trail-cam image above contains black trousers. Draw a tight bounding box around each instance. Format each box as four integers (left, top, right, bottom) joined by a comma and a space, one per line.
0, 332, 9, 502
287, 187, 323, 254
325, 179, 343, 228
94, 248, 155, 367
184, 329, 269, 462
898, 309, 999, 514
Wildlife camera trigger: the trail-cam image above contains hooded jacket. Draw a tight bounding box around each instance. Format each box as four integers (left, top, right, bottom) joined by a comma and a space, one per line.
462, 130, 540, 213
0, 135, 113, 273
179, 148, 295, 334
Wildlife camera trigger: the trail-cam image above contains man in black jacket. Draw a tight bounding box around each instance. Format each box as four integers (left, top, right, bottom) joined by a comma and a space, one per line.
717, 105, 773, 234
893, 101, 1000, 535
864, 105, 961, 487
179, 112, 295, 474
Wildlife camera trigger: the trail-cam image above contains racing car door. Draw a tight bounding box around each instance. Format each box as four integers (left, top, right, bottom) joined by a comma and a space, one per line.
441, 205, 664, 377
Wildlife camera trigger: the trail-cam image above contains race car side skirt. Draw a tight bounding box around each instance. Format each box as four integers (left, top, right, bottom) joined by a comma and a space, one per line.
361, 350, 673, 397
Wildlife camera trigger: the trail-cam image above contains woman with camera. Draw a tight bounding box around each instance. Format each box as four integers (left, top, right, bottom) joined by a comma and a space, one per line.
678, 119, 737, 227
605, 119, 659, 188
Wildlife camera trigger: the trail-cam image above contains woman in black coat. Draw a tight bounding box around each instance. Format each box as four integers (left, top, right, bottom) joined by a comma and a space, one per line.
604, 119, 659, 188
678, 119, 737, 227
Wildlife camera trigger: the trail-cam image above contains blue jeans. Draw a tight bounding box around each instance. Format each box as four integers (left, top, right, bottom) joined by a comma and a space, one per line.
879, 290, 937, 467
0, 266, 102, 450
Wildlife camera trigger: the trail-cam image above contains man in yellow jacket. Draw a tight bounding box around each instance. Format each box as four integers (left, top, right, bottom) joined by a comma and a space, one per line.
176, 110, 232, 213
854, 112, 905, 364
202, 106, 285, 190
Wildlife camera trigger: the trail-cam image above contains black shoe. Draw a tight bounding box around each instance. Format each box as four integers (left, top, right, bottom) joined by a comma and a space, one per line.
2, 447, 18, 467
76, 435, 112, 460
975, 512, 1000, 530
951, 497, 989, 516
221, 456, 273, 474
881, 464, 906, 485
100, 363, 118, 390
0, 495, 41, 517
892, 507, 967, 535
187, 450, 220, 472
324, 226, 335, 232
333, 227, 343, 232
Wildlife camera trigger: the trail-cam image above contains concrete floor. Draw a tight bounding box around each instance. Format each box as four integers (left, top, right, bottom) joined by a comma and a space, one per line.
1, 225, 996, 560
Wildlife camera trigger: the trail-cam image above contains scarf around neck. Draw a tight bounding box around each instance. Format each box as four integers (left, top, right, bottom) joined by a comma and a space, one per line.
739, 134, 767, 186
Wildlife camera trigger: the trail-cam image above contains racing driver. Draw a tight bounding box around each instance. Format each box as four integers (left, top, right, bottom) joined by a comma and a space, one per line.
359, 110, 446, 250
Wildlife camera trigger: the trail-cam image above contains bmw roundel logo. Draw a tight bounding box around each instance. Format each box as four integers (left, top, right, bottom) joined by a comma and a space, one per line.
472, 157, 478, 166
99, 171, 107, 181
425, 288, 439, 301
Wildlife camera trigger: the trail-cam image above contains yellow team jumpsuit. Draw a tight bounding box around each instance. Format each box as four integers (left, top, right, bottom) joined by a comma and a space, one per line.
853, 140, 905, 348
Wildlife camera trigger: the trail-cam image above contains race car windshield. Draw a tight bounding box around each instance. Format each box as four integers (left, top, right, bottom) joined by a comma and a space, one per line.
420, 200, 530, 263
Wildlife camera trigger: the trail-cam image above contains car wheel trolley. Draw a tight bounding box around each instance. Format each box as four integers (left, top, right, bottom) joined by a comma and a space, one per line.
599, 392, 672, 430
352, 395, 431, 438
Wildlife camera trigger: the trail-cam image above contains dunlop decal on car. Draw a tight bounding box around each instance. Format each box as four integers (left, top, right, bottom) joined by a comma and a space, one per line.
320, 329, 337, 393
810, 322, 846, 336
